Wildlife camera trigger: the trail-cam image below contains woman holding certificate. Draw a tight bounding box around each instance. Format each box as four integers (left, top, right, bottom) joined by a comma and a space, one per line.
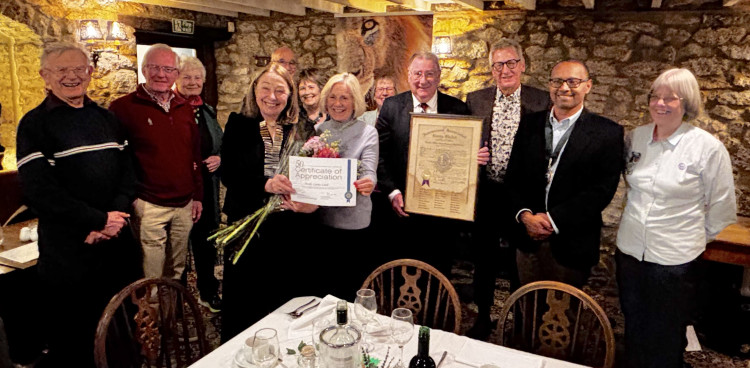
316, 72, 379, 296
220, 62, 316, 342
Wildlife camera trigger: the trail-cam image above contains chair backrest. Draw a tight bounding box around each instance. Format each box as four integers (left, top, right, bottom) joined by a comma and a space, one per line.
360, 259, 462, 334
94, 278, 210, 368
493, 281, 615, 368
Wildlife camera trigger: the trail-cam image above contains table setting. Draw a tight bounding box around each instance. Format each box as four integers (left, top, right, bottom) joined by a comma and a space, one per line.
189, 293, 589, 368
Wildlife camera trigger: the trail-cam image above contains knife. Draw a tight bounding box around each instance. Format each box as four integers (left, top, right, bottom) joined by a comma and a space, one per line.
436, 351, 447, 368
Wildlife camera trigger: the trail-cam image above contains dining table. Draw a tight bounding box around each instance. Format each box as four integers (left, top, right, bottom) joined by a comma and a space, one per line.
189, 295, 589, 368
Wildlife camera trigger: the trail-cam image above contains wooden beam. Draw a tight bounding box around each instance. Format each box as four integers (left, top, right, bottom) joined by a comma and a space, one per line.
582, 0, 594, 8
222, 0, 307, 16
122, 0, 242, 16
452, 0, 484, 10
326, 0, 389, 12
388, 0, 431, 11
177, 0, 271, 15
300, 0, 345, 13
723, 0, 741, 6
503, 0, 535, 10
651, 0, 662, 7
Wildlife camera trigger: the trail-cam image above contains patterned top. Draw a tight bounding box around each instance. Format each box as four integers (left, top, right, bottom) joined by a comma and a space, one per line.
141, 84, 175, 113
488, 87, 522, 183
259, 121, 283, 177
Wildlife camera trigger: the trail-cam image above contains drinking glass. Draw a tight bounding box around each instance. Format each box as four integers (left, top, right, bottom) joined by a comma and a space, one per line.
354, 289, 377, 352
390, 308, 414, 368
253, 328, 280, 368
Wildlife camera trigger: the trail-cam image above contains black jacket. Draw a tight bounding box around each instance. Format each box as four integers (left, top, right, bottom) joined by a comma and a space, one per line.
504, 109, 624, 270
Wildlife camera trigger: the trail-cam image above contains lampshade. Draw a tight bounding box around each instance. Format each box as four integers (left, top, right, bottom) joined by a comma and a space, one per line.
106, 21, 127, 42
433, 36, 452, 55
79, 20, 103, 41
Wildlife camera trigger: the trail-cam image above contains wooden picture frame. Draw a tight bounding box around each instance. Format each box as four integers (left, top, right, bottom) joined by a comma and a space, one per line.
404, 113, 483, 221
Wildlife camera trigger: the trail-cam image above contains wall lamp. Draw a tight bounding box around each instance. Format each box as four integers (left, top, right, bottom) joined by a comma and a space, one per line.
255, 56, 271, 67
78, 20, 128, 67
433, 36, 452, 56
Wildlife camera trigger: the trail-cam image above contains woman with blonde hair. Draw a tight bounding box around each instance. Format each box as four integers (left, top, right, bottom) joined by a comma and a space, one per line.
617, 68, 737, 368
220, 62, 316, 341
316, 72, 378, 297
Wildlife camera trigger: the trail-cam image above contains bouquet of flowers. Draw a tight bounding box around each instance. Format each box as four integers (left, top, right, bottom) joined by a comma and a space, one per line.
299, 130, 341, 158
209, 126, 308, 264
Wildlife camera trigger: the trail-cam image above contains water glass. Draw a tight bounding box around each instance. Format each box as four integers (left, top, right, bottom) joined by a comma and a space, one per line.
253, 328, 280, 368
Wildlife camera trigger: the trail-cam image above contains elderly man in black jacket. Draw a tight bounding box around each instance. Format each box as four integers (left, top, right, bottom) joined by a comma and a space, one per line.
465, 38, 550, 339
16, 42, 140, 368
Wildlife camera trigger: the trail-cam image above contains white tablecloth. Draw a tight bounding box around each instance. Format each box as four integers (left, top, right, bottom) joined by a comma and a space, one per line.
189, 296, 589, 368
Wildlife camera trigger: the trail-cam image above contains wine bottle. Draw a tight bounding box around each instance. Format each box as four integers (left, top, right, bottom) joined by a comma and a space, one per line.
408, 326, 436, 368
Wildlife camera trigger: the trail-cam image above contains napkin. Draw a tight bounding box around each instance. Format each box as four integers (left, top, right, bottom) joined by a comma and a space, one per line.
287, 294, 341, 340
454, 339, 544, 368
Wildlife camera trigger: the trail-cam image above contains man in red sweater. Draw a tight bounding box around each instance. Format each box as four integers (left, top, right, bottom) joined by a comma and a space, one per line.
110, 43, 202, 281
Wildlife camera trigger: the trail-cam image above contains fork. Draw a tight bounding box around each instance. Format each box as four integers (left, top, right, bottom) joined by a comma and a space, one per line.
290, 301, 320, 318
287, 299, 316, 317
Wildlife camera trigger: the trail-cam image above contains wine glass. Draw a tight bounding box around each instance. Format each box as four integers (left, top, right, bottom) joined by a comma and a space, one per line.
252, 328, 280, 368
390, 308, 414, 368
354, 289, 377, 352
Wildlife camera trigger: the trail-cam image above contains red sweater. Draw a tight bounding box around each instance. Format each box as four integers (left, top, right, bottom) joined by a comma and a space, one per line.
110, 85, 202, 207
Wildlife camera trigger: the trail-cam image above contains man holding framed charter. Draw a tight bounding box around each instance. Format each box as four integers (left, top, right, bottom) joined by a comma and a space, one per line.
465, 38, 551, 339
376, 52, 489, 274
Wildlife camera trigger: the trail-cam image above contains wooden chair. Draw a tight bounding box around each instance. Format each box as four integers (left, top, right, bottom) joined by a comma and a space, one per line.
360, 259, 462, 334
94, 278, 209, 368
493, 281, 615, 368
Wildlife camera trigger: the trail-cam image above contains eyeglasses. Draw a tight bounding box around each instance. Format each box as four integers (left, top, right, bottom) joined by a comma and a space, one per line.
145, 64, 178, 74
648, 94, 682, 104
410, 70, 438, 80
46, 66, 89, 77
274, 59, 298, 67
492, 59, 521, 71
375, 87, 395, 93
549, 78, 589, 88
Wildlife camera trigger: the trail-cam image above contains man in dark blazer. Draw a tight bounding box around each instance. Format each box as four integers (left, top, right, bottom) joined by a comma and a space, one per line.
375, 51, 486, 274
504, 60, 624, 289
465, 39, 550, 339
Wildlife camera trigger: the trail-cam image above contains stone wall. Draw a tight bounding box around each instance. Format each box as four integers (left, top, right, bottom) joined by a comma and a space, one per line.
213, 11, 337, 126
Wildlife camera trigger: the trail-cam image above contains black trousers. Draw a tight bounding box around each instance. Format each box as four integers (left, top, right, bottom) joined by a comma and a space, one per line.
616, 250, 701, 368
189, 200, 220, 300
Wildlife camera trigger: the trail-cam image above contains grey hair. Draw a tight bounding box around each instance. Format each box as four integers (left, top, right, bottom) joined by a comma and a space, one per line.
408, 51, 441, 73
651, 68, 703, 120
40, 42, 90, 69
488, 38, 525, 66
319, 72, 367, 119
178, 56, 206, 78
141, 43, 179, 74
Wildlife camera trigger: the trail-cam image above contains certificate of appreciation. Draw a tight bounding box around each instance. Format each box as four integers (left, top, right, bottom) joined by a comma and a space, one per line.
289, 156, 357, 207
404, 114, 482, 221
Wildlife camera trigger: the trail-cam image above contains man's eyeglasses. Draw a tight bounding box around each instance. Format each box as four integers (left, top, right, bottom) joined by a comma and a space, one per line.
375, 87, 395, 93
145, 64, 178, 74
492, 59, 521, 71
648, 94, 682, 104
549, 78, 589, 88
410, 70, 438, 80
46, 66, 89, 77
274, 59, 298, 67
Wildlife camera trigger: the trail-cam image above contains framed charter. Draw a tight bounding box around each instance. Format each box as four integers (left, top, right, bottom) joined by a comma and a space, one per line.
404, 113, 483, 221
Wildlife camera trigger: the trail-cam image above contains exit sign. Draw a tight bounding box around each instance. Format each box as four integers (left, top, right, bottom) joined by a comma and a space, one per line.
172, 19, 194, 34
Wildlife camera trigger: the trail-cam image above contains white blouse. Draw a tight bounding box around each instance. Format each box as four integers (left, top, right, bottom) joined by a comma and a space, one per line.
617, 122, 737, 265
